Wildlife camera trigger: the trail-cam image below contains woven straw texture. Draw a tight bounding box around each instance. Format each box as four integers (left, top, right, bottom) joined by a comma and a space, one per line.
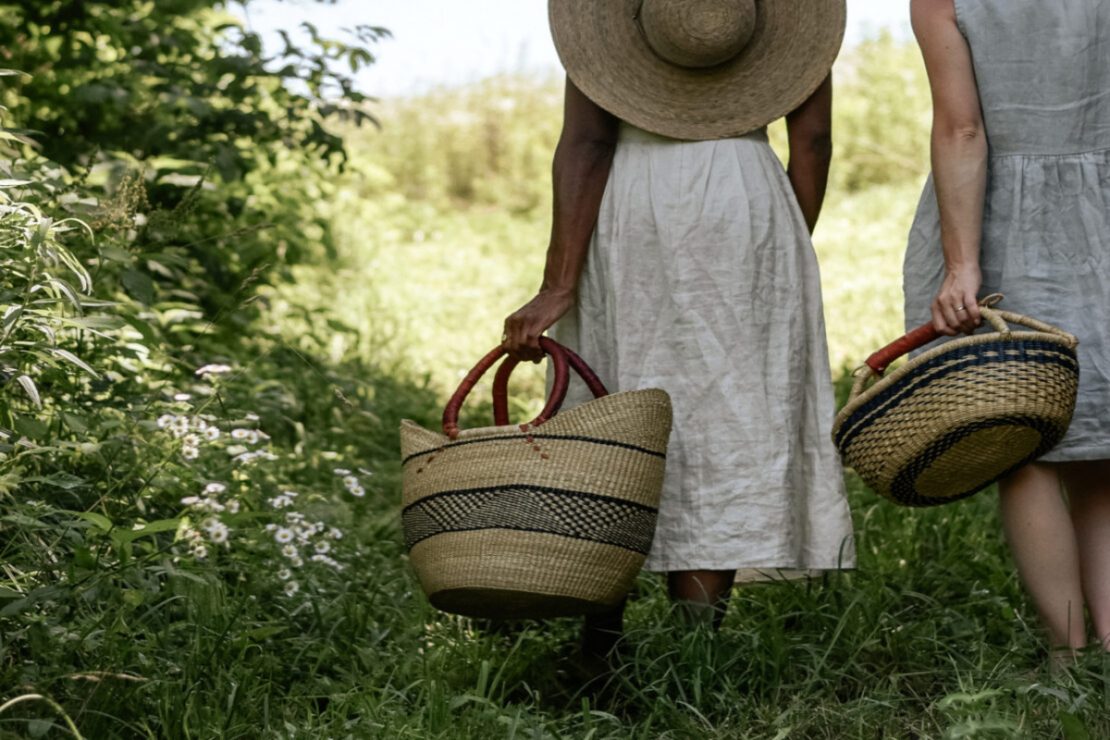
834, 315, 1078, 507
548, 0, 846, 140
401, 388, 672, 619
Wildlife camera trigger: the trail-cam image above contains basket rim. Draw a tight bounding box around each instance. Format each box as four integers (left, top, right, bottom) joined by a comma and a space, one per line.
832, 329, 1078, 437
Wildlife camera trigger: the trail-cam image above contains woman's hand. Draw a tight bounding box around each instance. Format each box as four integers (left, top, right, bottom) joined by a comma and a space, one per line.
503, 288, 575, 362
931, 265, 982, 335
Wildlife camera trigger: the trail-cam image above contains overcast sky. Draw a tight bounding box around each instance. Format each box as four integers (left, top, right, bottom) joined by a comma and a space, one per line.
240, 1, 911, 97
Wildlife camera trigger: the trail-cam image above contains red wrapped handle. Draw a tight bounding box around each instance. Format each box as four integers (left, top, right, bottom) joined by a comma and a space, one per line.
442, 336, 570, 439
492, 340, 609, 426
864, 322, 940, 375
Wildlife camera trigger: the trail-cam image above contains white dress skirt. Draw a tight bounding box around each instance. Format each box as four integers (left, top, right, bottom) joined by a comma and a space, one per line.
552, 123, 856, 575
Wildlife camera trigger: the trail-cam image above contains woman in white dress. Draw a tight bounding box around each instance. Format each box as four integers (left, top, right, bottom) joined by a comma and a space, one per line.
503, 0, 855, 657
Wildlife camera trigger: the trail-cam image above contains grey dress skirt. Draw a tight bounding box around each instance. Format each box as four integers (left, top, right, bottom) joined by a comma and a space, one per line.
903, 0, 1110, 463
553, 123, 855, 574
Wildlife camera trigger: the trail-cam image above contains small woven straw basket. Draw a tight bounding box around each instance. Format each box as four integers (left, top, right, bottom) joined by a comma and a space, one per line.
400, 338, 672, 619
833, 296, 1078, 506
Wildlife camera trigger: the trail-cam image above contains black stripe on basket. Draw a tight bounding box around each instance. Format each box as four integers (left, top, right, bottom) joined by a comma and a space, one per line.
402, 484, 658, 553
887, 414, 1066, 507
402, 434, 666, 466
835, 340, 1077, 451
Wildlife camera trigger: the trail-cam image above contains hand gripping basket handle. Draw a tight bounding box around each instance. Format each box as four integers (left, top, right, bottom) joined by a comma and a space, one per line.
864, 294, 1010, 376
442, 336, 571, 439
492, 340, 609, 426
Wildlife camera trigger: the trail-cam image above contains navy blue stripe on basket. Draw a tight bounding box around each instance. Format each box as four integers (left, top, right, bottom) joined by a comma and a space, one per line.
402, 434, 666, 466
888, 414, 1064, 507
835, 340, 1077, 452
402, 484, 658, 553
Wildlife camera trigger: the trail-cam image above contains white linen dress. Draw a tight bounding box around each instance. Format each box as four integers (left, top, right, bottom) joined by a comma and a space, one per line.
552, 122, 856, 574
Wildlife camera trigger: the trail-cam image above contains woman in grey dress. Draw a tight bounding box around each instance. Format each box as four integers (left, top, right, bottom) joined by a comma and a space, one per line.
905, 0, 1110, 659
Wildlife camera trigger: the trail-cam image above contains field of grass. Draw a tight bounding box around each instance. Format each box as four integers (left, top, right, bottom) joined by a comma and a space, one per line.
5, 35, 1109, 739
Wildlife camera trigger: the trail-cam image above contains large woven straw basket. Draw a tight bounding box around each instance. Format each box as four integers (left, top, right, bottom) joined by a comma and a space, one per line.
400, 337, 672, 619
833, 296, 1078, 507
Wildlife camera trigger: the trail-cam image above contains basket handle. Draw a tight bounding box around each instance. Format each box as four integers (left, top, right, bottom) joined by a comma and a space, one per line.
492, 340, 609, 426
864, 294, 1008, 376
442, 336, 571, 440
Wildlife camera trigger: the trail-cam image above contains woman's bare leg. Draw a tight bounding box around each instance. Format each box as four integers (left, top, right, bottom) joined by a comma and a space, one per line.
1060, 460, 1110, 650
668, 570, 736, 629
998, 463, 1087, 654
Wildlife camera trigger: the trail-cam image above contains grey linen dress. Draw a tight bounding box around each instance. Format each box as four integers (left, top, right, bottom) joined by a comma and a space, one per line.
903, 0, 1110, 462
553, 123, 856, 574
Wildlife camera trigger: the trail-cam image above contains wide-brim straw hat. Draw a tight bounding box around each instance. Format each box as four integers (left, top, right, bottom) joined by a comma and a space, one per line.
549, 0, 847, 141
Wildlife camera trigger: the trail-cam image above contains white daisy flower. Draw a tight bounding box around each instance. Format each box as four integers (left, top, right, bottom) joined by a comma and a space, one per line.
284, 581, 299, 596
243, 430, 260, 445
207, 522, 229, 545
277, 568, 292, 581
204, 427, 220, 441
182, 445, 199, 461
328, 527, 343, 540
226, 500, 240, 514
230, 429, 251, 440
157, 414, 176, 429
285, 512, 305, 523
193, 418, 208, 432
281, 544, 298, 559
342, 475, 359, 490
314, 541, 331, 555
173, 393, 192, 402
204, 482, 227, 495
274, 527, 294, 544
192, 544, 208, 560
348, 483, 365, 498
180, 496, 200, 506
289, 556, 303, 568
265, 523, 278, 532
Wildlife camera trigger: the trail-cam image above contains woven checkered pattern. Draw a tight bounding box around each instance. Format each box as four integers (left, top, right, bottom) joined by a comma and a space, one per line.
402, 485, 657, 553
834, 335, 1078, 507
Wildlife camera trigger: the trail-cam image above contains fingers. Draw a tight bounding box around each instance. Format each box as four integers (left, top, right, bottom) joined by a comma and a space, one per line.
502, 315, 545, 363
932, 287, 983, 337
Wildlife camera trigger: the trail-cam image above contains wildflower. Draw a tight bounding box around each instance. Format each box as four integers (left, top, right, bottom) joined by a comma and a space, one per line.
184, 434, 201, 448
268, 494, 293, 509
206, 521, 230, 545
204, 482, 227, 495
348, 483, 365, 498
277, 568, 292, 581
314, 541, 331, 555
173, 393, 192, 402
285, 512, 305, 524
196, 364, 233, 377
182, 445, 199, 461
193, 418, 208, 431
243, 430, 260, 445
265, 523, 278, 532
313, 521, 326, 533
226, 500, 240, 514
245, 412, 260, 421
204, 427, 220, 441
281, 544, 298, 559
180, 496, 200, 506
289, 556, 304, 568
171, 417, 190, 438
274, 527, 294, 544
342, 475, 359, 490
231, 429, 251, 441
328, 527, 343, 540
226, 445, 248, 456
157, 414, 175, 429
284, 581, 299, 596
192, 544, 208, 560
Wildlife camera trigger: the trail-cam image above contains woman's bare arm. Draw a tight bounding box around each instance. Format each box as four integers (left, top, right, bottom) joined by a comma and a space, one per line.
503, 77, 619, 361
785, 74, 833, 233
912, 0, 987, 335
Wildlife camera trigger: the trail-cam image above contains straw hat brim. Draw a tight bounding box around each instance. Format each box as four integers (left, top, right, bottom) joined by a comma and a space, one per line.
549, 0, 847, 141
